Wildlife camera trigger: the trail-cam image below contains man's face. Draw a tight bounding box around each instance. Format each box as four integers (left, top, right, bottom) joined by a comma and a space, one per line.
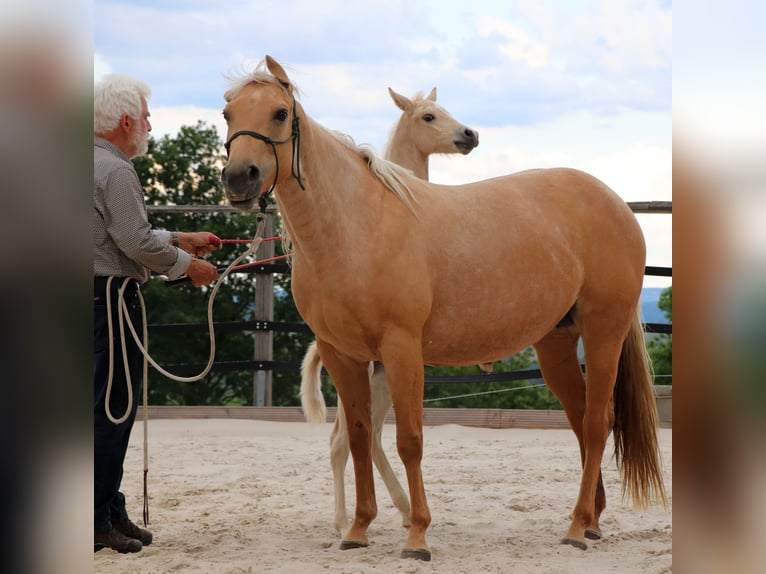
129, 97, 152, 158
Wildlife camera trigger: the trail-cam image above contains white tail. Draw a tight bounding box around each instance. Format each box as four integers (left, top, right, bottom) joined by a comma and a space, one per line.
300, 340, 327, 423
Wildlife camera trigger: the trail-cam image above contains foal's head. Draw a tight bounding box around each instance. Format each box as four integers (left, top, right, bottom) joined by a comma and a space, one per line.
387, 87, 479, 158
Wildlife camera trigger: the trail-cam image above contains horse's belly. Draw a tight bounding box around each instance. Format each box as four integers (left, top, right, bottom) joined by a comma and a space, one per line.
420, 316, 555, 365
420, 282, 576, 365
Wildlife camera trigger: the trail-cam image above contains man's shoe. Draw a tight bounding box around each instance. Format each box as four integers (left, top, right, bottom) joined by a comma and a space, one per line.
114, 519, 153, 546
94, 527, 142, 553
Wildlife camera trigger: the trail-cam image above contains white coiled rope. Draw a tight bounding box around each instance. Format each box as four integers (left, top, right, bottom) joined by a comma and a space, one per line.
101, 214, 267, 524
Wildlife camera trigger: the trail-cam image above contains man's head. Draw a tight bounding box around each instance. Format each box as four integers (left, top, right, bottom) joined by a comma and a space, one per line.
94, 74, 152, 158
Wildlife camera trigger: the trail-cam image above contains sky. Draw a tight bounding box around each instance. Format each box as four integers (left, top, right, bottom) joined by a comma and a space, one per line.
93, 0, 672, 286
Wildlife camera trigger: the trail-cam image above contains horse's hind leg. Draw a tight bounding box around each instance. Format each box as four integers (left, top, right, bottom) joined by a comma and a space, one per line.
561, 316, 629, 550
534, 327, 606, 542
369, 363, 411, 528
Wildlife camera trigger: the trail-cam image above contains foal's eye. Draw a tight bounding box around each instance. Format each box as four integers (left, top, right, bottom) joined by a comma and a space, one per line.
423, 114, 435, 122
275, 108, 289, 122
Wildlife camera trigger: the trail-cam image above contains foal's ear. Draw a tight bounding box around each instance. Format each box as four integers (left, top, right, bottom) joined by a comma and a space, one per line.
427, 87, 437, 101
388, 87, 412, 112
265, 55, 292, 91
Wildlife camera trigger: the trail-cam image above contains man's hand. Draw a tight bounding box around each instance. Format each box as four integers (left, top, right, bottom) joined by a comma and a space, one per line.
179, 231, 222, 257
185, 258, 219, 287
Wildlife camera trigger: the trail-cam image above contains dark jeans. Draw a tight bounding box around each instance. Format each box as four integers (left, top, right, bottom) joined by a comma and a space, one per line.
93, 278, 143, 533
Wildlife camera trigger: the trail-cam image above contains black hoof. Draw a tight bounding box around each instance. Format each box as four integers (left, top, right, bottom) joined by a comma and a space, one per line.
401, 547, 431, 561
561, 537, 588, 550
585, 528, 602, 540
339, 540, 369, 551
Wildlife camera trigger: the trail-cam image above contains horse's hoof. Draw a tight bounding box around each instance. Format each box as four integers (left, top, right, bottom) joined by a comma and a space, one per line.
561, 537, 588, 550
400, 547, 431, 561
339, 540, 369, 551
585, 528, 602, 540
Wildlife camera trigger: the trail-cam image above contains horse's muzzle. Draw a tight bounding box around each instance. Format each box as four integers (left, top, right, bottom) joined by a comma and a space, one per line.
221, 163, 263, 208
453, 127, 479, 154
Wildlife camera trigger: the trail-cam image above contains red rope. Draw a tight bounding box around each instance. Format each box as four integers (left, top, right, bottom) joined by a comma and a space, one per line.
228, 254, 291, 272
218, 236, 281, 244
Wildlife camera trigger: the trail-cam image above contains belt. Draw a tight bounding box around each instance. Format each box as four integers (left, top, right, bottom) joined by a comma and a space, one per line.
94, 276, 140, 298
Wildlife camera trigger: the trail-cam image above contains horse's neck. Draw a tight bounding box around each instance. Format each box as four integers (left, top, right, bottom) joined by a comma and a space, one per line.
385, 125, 429, 180
277, 119, 386, 254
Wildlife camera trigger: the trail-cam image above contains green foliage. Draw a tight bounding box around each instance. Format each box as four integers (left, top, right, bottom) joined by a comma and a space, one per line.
136, 122, 268, 405
316, 347, 562, 410
423, 348, 562, 409
647, 286, 672, 385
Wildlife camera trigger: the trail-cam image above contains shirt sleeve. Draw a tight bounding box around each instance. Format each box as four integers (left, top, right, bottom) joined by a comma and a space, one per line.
100, 165, 191, 278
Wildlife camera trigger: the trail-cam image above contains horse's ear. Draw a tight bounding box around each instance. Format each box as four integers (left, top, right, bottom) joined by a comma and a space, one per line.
388, 87, 411, 112
265, 55, 292, 91
427, 87, 437, 101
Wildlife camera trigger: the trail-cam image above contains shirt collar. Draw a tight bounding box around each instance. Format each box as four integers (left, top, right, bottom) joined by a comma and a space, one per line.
94, 136, 130, 162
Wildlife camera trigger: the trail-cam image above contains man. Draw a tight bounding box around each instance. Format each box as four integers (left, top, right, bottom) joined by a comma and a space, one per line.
94, 74, 220, 553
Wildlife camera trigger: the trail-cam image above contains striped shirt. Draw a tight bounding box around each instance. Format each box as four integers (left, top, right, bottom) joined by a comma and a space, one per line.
94, 137, 191, 283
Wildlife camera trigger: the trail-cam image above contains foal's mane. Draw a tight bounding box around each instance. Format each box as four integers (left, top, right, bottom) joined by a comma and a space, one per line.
225, 61, 418, 214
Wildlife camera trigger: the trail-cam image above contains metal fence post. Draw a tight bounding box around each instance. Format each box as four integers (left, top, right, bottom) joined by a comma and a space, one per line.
253, 211, 275, 406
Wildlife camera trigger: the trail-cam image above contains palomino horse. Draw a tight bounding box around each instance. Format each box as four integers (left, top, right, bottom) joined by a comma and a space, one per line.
300, 86, 479, 536
222, 56, 667, 562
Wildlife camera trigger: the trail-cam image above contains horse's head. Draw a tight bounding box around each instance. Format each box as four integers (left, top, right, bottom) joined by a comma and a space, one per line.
388, 87, 479, 156
221, 55, 302, 211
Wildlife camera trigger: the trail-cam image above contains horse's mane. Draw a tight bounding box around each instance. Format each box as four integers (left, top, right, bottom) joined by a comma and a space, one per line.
224, 60, 301, 101
323, 127, 419, 214
280, 129, 418, 261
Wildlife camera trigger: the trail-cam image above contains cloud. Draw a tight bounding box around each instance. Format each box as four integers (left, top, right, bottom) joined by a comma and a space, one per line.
94, 0, 670, 128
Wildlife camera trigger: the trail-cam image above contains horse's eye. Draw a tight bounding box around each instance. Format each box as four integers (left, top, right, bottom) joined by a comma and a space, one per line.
275, 108, 289, 122
423, 114, 435, 122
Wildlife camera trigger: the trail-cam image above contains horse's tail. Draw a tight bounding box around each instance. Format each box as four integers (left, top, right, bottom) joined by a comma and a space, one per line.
300, 340, 327, 423
612, 308, 669, 509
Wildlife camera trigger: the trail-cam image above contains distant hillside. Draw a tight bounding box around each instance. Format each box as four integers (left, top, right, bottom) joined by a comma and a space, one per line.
641, 287, 670, 324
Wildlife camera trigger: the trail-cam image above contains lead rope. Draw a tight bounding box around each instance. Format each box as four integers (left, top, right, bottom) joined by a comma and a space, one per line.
103, 214, 268, 525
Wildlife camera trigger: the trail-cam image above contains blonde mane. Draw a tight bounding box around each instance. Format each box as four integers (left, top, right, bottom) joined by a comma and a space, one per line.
279, 130, 418, 261
224, 60, 300, 101
323, 127, 418, 214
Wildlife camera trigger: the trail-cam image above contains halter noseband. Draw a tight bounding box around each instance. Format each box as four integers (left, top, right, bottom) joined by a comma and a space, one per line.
224, 97, 306, 212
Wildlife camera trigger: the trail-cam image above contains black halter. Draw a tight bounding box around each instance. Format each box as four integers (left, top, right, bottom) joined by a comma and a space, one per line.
224, 98, 306, 212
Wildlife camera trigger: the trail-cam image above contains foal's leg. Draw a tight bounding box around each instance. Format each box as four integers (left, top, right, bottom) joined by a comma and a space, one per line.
316, 340, 377, 550
369, 362, 411, 528
329, 402, 350, 536
534, 327, 607, 541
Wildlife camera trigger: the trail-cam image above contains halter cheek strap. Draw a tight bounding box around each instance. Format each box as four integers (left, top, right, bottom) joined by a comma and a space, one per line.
224, 98, 306, 212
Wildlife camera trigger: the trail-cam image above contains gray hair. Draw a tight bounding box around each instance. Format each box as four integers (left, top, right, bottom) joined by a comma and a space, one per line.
94, 74, 151, 133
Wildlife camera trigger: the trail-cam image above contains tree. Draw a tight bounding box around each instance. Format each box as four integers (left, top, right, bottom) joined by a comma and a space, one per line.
647, 286, 672, 384
134, 122, 268, 405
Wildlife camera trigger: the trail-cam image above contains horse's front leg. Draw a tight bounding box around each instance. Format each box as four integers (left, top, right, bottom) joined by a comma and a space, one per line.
380, 335, 431, 561
369, 362, 410, 528
317, 340, 377, 550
